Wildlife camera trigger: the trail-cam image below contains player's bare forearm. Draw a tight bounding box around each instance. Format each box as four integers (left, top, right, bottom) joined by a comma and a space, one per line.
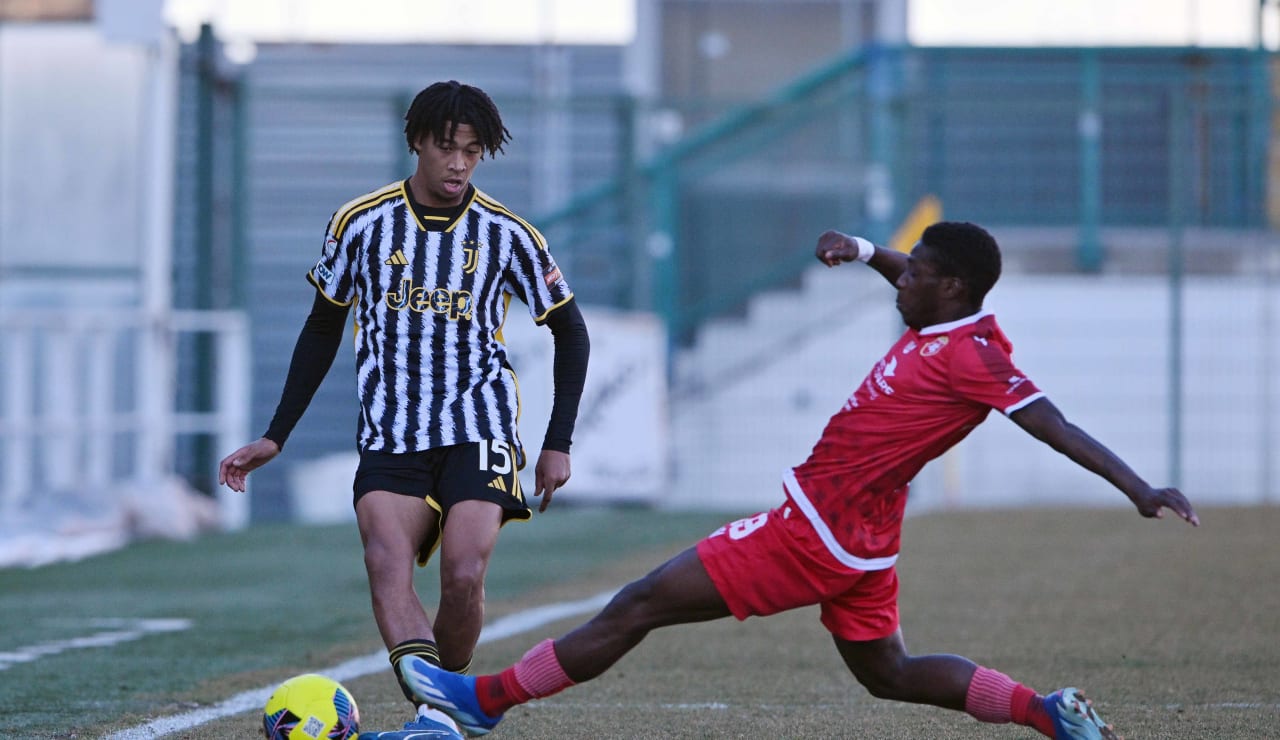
1010, 398, 1199, 526
814, 230, 906, 285
1057, 428, 1199, 526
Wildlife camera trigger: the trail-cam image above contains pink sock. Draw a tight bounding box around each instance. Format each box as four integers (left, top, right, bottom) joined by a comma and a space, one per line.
513, 638, 575, 699
965, 666, 1018, 723
475, 639, 576, 718
964, 666, 1053, 737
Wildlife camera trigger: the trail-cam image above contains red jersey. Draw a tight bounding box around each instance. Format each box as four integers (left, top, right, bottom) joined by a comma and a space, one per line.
785, 311, 1043, 570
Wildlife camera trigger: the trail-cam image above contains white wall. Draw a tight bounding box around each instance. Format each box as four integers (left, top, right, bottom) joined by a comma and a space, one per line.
0, 25, 152, 309
667, 271, 1280, 513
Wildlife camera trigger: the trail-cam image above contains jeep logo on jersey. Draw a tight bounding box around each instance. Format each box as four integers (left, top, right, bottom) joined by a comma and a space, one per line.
385, 277, 473, 320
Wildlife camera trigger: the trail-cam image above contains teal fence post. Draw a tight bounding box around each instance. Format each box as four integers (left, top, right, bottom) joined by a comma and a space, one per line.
1246, 46, 1270, 227
191, 23, 218, 492
394, 92, 414, 178
865, 44, 899, 244
230, 76, 248, 312
1078, 49, 1104, 271
1167, 89, 1187, 490
619, 95, 645, 310
649, 161, 680, 354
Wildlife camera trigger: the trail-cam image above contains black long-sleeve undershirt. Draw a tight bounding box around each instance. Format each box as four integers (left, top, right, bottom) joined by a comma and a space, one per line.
262, 291, 590, 454
263, 291, 348, 448
539, 299, 590, 453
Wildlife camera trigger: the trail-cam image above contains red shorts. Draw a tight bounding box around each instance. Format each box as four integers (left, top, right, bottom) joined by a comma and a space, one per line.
695, 504, 899, 642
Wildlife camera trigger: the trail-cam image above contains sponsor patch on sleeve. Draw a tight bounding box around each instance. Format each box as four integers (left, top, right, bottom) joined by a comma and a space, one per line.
542, 263, 563, 288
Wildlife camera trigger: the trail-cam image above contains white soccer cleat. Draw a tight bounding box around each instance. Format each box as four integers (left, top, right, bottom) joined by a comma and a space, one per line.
1044, 687, 1121, 740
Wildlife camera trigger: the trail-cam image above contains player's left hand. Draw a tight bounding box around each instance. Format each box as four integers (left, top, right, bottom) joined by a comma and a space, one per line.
1131, 485, 1200, 526
534, 449, 571, 512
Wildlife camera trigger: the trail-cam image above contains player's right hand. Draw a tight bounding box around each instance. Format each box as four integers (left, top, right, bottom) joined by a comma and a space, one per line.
218, 438, 281, 492
815, 230, 861, 266
533, 449, 571, 512
1131, 485, 1200, 527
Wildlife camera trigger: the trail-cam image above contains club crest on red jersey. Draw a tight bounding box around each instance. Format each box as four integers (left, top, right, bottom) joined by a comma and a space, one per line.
921, 336, 949, 356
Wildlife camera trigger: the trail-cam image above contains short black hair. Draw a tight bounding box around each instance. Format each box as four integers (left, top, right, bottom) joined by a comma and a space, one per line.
403, 80, 511, 157
919, 221, 1002, 304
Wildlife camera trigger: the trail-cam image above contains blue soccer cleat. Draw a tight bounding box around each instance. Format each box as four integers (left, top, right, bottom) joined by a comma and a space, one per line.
357, 705, 464, 739
397, 655, 503, 736
1044, 687, 1120, 740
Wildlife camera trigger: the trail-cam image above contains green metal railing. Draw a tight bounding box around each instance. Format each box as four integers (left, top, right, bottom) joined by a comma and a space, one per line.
535, 44, 1273, 347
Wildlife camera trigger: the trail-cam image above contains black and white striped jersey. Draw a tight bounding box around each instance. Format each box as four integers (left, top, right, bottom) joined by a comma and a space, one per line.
308, 181, 573, 464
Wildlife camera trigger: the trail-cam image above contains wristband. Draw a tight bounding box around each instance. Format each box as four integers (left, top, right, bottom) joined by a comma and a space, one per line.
853, 236, 875, 263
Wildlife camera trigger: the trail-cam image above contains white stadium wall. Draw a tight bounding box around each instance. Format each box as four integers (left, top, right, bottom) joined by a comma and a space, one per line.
283, 271, 1278, 522
665, 271, 1279, 513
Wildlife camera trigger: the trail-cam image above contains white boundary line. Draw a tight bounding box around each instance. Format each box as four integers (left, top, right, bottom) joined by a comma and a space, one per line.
0, 619, 192, 672
105, 589, 617, 740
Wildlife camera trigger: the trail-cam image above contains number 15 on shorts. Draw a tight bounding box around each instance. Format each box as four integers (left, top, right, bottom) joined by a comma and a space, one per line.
478, 440, 514, 474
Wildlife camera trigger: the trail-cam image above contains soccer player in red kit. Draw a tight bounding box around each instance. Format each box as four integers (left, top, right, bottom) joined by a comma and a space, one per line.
398, 222, 1199, 740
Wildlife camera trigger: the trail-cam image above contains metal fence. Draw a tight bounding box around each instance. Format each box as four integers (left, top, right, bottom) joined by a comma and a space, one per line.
0, 309, 250, 529
537, 45, 1274, 341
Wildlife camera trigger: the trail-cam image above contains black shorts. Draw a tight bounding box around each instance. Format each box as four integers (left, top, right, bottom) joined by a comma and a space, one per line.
353, 441, 532, 564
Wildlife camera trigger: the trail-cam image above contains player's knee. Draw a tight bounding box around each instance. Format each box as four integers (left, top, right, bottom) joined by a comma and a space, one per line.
602, 576, 664, 629
439, 558, 486, 598
855, 671, 905, 700
362, 535, 415, 579
851, 660, 910, 700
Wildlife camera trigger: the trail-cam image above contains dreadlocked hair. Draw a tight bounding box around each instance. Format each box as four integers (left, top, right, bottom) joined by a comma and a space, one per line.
403, 80, 511, 158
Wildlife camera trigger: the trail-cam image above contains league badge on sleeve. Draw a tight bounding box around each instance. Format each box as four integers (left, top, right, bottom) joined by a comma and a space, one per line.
542, 260, 564, 289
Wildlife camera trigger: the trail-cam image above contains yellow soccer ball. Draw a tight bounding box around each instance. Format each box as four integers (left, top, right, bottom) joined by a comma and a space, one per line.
262, 673, 360, 740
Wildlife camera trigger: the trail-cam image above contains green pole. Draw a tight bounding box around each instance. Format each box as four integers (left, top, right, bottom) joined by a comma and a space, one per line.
649, 162, 679, 362
1078, 49, 1103, 272
230, 77, 248, 311
193, 23, 218, 494
865, 44, 899, 244
1167, 90, 1186, 490
394, 92, 413, 178
619, 96, 644, 310
195, 24, 216, 312
1246, 38, 1270, 227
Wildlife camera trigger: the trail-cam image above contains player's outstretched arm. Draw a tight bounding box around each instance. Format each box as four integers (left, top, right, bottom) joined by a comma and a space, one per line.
1009, 397, 1200, 526
218, 437, 281, 493
814, 229, 907, 286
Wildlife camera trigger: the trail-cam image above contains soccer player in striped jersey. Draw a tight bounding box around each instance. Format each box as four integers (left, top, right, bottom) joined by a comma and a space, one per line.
218, 81, 589, 739
397, 222, 1199, 740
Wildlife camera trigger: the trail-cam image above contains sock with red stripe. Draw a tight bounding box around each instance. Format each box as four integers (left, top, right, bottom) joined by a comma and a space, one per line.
964, 666, 1055, 737
475, 639, 575, 717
